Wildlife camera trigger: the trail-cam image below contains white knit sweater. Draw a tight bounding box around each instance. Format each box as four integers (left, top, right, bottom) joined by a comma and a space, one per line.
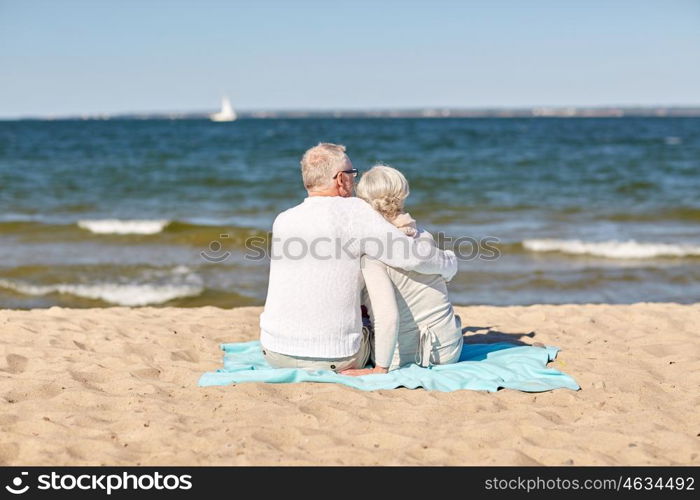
259, 196, 458, 358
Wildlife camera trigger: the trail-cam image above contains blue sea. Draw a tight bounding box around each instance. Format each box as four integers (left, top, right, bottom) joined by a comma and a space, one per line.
1, 117, 699, 308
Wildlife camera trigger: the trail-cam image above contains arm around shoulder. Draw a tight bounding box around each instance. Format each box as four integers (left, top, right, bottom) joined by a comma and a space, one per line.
350, 199, 458, 281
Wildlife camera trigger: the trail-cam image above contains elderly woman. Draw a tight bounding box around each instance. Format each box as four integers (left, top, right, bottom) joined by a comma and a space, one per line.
341, 165, 464, 376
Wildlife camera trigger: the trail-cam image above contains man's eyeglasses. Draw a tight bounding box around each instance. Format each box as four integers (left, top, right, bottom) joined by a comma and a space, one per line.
332, 168, 359, 179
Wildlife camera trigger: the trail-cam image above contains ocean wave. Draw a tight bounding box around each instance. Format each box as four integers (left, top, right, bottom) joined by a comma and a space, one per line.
77, 219, 171, 235
522, 239, 700, 259
0, 219, 268, 249
0, 275, 203, 306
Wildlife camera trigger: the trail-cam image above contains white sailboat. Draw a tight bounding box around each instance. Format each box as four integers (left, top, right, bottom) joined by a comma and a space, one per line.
210, 96, 237, 122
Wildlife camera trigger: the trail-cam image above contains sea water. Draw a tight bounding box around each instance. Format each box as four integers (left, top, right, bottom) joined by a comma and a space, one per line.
0, 117, 698, 307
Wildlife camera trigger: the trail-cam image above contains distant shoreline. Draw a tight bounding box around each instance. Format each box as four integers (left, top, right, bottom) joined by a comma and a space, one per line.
3, 106, 700, 121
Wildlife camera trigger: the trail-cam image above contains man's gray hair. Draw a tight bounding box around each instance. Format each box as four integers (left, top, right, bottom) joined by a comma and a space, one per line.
300, 143, 349, 190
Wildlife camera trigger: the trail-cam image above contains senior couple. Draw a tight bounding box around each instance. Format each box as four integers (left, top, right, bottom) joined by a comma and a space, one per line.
259, 143, 464, 376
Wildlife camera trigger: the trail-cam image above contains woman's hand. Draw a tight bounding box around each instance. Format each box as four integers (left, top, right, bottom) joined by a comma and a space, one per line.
339, 366, 388, 377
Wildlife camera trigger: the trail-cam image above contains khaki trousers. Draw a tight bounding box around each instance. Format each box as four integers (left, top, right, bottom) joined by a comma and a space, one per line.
262, 326, 373, 372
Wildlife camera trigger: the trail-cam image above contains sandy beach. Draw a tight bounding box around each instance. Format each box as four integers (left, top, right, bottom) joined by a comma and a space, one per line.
0, 303, 698, 466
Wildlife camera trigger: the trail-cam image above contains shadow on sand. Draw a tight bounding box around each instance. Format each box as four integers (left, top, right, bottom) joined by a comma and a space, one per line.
461, 325, 537, 346
457, 325, 545, 362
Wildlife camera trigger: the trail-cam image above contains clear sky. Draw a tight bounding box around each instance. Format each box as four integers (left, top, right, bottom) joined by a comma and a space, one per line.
1, 0, 699, 117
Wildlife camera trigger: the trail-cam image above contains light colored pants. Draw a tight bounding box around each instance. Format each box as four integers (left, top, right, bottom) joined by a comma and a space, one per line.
420, 313, 464, 366
262, 326, 373, 372
388, 313, 464, 370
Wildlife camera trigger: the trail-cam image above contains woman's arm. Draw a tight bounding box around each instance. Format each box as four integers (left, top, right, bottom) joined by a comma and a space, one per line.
340, 256, 399, 376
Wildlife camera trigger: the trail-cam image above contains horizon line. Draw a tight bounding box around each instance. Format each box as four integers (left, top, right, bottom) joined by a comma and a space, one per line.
3, 104, 700, 121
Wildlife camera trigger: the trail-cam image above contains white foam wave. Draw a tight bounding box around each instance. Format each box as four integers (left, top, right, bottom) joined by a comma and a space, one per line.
522, 239, 700, 259
77, 219, 170, 235
0, 279, 203, 306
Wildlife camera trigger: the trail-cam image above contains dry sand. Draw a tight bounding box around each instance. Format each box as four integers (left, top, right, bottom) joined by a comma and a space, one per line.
0, 303, 698, 465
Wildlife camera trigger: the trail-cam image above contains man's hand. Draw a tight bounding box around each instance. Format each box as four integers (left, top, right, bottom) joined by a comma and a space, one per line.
339, 366, 388, 377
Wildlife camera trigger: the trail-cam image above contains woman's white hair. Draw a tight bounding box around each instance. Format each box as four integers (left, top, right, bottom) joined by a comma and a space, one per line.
356, 164, 410, 220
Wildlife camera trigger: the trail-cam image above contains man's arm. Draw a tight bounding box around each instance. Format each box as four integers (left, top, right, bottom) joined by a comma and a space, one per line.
350, 199, 458, 281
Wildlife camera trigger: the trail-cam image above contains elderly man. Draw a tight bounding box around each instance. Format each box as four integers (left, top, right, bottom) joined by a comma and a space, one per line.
260, 143, 457, 372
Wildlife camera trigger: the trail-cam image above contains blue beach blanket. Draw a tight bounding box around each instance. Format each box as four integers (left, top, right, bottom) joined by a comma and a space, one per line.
198, 341, 579, 392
